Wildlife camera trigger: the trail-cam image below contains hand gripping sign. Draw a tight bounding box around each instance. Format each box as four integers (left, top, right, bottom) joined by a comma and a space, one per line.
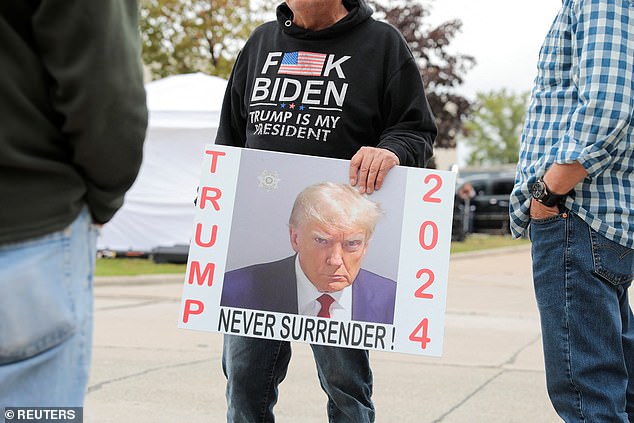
179, 145, 455, 356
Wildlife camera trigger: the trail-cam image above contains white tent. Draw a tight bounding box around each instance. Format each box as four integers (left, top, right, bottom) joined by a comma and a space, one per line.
97, 73, 227, 254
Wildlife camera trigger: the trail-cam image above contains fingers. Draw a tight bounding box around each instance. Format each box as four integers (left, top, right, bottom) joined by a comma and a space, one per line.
354, 152, 373, 194
373, 158, 394, 191
529, 199, 560, 220
349, 147, 399, 194
349, 152, 361, 187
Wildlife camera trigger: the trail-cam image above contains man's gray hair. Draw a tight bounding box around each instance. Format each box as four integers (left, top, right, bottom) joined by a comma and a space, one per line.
288, 182, 384, 237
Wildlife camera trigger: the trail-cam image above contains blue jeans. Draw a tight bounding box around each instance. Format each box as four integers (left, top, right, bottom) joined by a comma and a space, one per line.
0, 208, 97, 407
531, 211, 634, 422
222, 335, 374, 423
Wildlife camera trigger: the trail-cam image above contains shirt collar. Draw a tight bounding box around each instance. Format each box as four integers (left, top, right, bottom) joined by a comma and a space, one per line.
295, 255, 352, 319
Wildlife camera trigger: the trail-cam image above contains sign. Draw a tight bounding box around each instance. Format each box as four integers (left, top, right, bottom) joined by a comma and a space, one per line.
179, 145, 455, 356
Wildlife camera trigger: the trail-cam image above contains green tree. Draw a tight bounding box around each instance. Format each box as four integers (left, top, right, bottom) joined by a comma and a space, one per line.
369, 0, 475, 150
463, 89, 529, 166
141, 0, 473, 153
139, 0, 275, 80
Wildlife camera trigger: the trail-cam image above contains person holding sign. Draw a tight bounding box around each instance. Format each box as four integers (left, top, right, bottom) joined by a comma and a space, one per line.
510, 1, 634, 421
221, 182, 396, 324
215, 0, 436, 421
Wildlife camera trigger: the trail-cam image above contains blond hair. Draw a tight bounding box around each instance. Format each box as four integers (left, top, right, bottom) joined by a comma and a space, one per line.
289, 182, 383, 237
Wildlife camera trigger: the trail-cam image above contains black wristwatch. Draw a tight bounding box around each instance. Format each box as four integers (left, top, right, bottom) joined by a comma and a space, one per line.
531, 177, 567, 207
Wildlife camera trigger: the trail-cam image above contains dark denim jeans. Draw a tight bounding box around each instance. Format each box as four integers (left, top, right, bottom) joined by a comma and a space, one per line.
531, 211, 634, 422
222, 335, 374, 423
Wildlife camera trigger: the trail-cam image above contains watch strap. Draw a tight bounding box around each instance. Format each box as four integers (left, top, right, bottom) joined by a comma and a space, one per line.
533, 177, 567, 207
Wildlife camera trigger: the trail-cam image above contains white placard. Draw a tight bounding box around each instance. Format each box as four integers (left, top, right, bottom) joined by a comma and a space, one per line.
179, 145, 455, 356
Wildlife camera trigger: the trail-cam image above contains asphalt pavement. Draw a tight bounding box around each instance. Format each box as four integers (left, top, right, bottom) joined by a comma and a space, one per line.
84, 245, 575, 423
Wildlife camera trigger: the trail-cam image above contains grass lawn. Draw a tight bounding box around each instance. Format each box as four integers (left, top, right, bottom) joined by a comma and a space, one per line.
96, 234, 530, 277
95, 258, 186, 277
450, 233, 530, 254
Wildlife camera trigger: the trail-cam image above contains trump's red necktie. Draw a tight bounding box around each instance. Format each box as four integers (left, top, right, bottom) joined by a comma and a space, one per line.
317, 294, 335, 318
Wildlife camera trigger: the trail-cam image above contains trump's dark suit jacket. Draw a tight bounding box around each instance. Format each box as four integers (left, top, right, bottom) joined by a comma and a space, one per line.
220, 256, 396, 324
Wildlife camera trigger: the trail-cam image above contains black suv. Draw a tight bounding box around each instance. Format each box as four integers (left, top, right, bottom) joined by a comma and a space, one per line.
453, 171, 516, 238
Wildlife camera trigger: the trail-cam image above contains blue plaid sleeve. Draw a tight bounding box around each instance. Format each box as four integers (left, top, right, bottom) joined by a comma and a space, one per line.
556, 0, 634, 178
511, 0, 634, 247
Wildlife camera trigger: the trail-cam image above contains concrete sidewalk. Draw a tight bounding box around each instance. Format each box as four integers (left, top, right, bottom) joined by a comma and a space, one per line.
85, 246, 563, 423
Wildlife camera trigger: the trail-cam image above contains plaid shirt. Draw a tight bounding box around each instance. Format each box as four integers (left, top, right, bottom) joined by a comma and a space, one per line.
510, 0, 634, 248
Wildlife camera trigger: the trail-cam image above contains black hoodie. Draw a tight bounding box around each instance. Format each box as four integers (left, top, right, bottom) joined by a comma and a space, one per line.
216, 0, 436, 167
0, 1, 147, 244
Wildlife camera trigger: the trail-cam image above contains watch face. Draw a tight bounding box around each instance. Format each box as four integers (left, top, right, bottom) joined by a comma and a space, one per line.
531, 180, 546, 199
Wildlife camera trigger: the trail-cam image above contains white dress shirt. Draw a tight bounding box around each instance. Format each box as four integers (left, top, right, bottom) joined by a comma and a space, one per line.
295, 255, 352, 320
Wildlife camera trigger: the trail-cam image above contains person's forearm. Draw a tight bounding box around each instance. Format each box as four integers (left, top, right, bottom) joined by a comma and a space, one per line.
542, 162, 588, 194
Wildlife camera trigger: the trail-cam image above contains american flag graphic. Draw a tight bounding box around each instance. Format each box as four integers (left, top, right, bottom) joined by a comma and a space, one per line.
278, 51, 327, 76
